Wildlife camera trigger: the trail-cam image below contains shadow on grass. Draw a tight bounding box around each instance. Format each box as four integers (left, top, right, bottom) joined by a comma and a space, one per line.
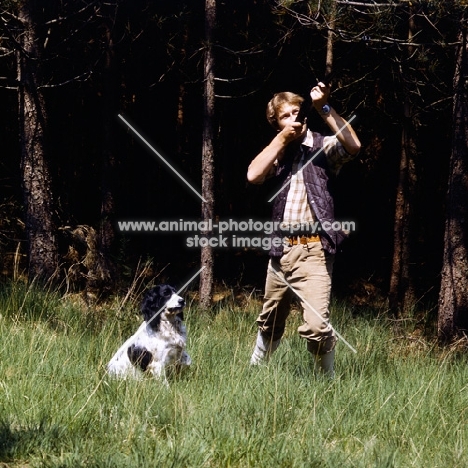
0, 418, 64, 462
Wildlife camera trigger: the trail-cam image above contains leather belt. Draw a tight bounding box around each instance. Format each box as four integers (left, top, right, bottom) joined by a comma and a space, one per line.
286, 234, 321, 246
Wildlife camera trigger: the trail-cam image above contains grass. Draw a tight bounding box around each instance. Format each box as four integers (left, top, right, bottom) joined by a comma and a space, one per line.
0, 281, 467, 467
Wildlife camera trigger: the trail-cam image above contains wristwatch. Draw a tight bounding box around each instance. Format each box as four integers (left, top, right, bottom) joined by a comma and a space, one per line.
320, 104, 331, 116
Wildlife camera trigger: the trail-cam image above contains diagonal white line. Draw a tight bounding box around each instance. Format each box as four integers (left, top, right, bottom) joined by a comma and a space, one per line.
118, 114, 207, 202
267, 114, 357, 203
81, 266, 206, 418
136, 266, 206, 334
84, 266, 205, 415
108, 266, 206, 359
268, 263, 357, 354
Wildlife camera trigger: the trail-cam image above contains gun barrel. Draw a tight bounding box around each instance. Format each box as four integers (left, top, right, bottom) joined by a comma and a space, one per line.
295, 37, 369, 124
295, 102, 310, 124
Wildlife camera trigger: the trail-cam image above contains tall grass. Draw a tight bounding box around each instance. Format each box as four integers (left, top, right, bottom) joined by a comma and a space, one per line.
0, 281, 467, 467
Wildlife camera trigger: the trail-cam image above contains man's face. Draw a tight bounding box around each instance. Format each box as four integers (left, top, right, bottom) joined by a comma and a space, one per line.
276, 103, 300, 130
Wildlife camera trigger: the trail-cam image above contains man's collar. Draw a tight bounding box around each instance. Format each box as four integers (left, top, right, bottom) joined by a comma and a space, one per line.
301, 129, 314, 148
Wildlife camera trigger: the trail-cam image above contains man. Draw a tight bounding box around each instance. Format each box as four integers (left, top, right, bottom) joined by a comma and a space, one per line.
247, 82, 361, 377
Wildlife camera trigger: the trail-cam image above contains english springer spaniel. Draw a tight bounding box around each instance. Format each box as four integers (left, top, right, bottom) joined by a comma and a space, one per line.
107, 284, 191, 382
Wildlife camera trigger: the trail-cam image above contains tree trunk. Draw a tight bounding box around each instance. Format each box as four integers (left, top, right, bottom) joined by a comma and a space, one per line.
17, 1, 57, 283
94, 11, 118, 296
199, 0, 216, 309
388, 103, 417, 315
437, 17, 468, 344
325, 0, 336, 78
388, 9, 418, 316
176, 24, 189, 158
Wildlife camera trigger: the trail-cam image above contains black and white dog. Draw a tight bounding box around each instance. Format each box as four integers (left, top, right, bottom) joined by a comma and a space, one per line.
107, 284, 191, 381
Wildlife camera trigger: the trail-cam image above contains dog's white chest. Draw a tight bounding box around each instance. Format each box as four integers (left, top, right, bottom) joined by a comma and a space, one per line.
158, 319, 186, 346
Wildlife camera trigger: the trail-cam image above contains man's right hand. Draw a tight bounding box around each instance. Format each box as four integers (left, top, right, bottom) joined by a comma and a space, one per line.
278, 121, 307, 145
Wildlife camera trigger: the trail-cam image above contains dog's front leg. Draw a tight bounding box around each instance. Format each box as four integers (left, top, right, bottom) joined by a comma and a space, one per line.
180, 351, 191, 367
147, 361, 169, 386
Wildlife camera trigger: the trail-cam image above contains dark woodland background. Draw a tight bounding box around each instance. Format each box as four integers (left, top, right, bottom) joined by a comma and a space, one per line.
1, 1, 467, 337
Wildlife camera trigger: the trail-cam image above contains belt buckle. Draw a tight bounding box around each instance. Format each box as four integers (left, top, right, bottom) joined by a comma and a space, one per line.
299, 235, 308, 245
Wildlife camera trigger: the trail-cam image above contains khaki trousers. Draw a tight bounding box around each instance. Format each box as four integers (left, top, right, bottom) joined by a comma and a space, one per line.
256, 241, 336, 355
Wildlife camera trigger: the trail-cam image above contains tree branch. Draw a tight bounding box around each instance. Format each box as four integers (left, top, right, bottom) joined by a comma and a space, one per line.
0, 10, 24, 24
335, 0, 401, 6
0, 15, 30, 57
0, 76, 18, 89
214, 44, 264, 56
214, 76, 247, 82
43, 1, 100, 26
0, 48, 13, 56
38, 71, 92, 89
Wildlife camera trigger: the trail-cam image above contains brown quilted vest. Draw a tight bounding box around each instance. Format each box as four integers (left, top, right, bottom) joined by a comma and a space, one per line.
269, 132, 347, 256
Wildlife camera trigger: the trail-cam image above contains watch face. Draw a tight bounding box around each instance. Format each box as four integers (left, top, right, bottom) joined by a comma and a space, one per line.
322, 104, 331, 114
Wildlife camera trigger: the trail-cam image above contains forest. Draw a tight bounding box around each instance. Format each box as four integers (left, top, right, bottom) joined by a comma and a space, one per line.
1, 0, 467, 343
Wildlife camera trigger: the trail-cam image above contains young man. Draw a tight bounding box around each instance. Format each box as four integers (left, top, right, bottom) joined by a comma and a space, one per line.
247, 82, 361, 377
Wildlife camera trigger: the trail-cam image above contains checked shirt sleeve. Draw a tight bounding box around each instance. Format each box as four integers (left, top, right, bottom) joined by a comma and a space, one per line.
323, 135, 357, 175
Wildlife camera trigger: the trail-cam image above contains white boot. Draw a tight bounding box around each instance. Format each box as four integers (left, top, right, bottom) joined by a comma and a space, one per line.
313, 349, 335, 379
250, 330, 281, 365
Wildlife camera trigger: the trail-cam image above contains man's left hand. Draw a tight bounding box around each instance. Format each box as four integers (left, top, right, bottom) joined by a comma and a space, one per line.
310, 82, 331, 109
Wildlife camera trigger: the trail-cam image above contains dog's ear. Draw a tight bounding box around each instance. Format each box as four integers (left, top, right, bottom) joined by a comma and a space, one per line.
140, 287, 163, 328
159, 284, 176, 300
140, 288, 153, 315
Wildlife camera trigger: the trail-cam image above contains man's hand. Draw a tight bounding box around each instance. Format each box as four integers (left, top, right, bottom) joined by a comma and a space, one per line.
278, 121, 307, 145
311, 82, 331, 110
247, 120, 306, 184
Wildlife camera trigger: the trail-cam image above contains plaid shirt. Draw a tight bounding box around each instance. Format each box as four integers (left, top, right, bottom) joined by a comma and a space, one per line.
282, 130, 353, 225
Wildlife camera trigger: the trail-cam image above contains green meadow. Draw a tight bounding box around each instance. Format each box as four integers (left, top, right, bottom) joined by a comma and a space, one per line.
0, 281, 467, 467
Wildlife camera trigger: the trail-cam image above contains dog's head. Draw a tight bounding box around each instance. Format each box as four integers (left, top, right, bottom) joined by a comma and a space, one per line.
140, 284, 185, 330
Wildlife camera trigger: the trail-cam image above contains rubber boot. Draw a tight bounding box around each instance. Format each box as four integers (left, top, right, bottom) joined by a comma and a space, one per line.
313, 349, 335, 379
250, 330, 281, 365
